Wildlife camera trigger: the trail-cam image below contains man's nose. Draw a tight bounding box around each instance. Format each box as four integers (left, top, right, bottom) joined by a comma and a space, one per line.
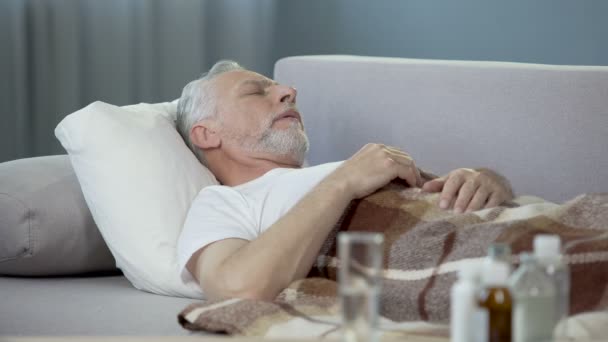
277, 85, 297, 104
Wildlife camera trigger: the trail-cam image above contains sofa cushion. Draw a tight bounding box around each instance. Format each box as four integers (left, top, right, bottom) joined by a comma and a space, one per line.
0, 155, 116, 275
274, 55, 608, 202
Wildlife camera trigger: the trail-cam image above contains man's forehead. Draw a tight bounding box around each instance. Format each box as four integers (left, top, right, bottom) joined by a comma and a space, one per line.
215, 70, 275, 90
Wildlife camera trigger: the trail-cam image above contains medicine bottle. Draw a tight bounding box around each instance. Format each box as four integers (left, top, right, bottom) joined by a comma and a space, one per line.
450, 266, 481, 342
534, 234, 570, 338
509, 253, 556, 342
478, 262, 512, 342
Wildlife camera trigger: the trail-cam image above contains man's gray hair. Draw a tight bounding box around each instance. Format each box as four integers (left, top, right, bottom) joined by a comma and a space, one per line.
176, 60, 244, 165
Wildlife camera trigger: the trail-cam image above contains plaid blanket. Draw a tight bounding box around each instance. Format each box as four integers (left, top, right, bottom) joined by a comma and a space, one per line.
178, 184, 608, 337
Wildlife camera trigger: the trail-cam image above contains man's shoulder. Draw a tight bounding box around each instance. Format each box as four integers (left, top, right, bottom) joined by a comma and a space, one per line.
302, 160, 344, 173
191, 184, 247, 208
197, 184, 232, 195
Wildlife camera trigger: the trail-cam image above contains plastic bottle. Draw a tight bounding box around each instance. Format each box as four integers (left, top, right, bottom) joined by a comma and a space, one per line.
482, 244, 513, 285
534, 234, 570, 337
451, 266, 481, 342
509, 253, 557, 342
478, 262, 513, 342
488, 243, 513, 272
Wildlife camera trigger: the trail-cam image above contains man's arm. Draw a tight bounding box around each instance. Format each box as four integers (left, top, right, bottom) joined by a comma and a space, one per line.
187, 143, 421, 301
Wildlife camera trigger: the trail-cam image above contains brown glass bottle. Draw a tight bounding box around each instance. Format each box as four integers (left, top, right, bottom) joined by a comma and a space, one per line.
478, 263, 513, 342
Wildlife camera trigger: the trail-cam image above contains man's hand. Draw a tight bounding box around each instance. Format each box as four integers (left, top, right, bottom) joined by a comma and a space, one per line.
325, 143, 424, 199
422, 168, 514, 213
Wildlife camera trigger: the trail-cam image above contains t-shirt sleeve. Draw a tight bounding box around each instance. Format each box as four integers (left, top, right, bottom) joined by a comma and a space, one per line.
176, 186, 257, 291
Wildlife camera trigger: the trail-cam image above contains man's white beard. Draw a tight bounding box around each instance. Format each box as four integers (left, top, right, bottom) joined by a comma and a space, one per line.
253, 121, 310, 165
225, 117, 310, 166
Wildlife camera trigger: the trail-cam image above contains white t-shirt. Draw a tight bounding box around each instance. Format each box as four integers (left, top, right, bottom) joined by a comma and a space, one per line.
177, 161, 343, 293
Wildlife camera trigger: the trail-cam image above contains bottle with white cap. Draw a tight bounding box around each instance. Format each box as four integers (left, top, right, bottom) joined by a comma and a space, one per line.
533, 234, 570, 337
487, 243, 513, 273
478, 262, 512, 342
451, 265, 483, 342
509, 253, 557, 342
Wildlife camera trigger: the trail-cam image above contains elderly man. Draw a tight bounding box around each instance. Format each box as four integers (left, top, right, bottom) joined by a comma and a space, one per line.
175, 60, 513, 301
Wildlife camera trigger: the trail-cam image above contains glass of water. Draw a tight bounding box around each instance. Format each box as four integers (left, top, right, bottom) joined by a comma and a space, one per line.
338, 232, 384, 342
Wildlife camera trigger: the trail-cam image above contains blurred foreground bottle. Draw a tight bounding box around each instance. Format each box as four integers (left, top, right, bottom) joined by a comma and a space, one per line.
534, 234, 570, 338
479, 262, 513, 342
450, 266, 482, 342
509, 253, 556, 342
485, 243, 513, 274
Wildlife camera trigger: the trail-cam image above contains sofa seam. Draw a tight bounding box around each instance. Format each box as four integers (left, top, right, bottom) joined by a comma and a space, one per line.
0, 192, 34, 262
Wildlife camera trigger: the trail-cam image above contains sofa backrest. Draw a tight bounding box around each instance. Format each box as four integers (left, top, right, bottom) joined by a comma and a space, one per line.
274, 55, 608, 203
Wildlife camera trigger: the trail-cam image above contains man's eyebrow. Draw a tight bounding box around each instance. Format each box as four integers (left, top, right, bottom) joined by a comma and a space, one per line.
238, 79, 278, 89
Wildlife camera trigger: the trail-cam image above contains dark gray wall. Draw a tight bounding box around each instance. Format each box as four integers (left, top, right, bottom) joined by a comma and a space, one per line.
270, 0, 608, 71
1, 0, 607, 162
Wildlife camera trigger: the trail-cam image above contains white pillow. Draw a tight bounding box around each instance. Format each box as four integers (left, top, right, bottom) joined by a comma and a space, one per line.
55, 101, 218, 298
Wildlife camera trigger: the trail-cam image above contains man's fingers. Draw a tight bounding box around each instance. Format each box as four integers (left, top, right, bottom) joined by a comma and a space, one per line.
385, 150, 420, 187
485, 192, 503, 208
465, 189, 490, 212
383, 156, 416, 189
427, 168, 511, 213
391, 158, 418, 189
414, 166, 423, 187
384, 145, 408, 156
422, 178, 445, 192
453, 181, 478, 213
397, 168, 418, 189
385, 149, 413, 166
440, 176, 465, 209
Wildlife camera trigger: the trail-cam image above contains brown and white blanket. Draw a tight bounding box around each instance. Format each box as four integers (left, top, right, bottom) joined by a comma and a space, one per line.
178, 184, 608, 338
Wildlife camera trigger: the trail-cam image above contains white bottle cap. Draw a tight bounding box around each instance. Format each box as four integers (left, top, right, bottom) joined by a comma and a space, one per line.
534, 235, 562, 260
483, 262, 510, 287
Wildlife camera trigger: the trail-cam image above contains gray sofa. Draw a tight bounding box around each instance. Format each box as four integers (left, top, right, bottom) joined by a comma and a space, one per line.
1, 55, 607, 336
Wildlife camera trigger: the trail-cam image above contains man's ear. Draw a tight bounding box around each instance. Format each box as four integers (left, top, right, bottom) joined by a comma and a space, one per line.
190, 121, 221, 149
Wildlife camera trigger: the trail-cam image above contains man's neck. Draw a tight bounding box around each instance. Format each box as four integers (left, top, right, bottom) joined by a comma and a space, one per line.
208, 153, 301, 187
